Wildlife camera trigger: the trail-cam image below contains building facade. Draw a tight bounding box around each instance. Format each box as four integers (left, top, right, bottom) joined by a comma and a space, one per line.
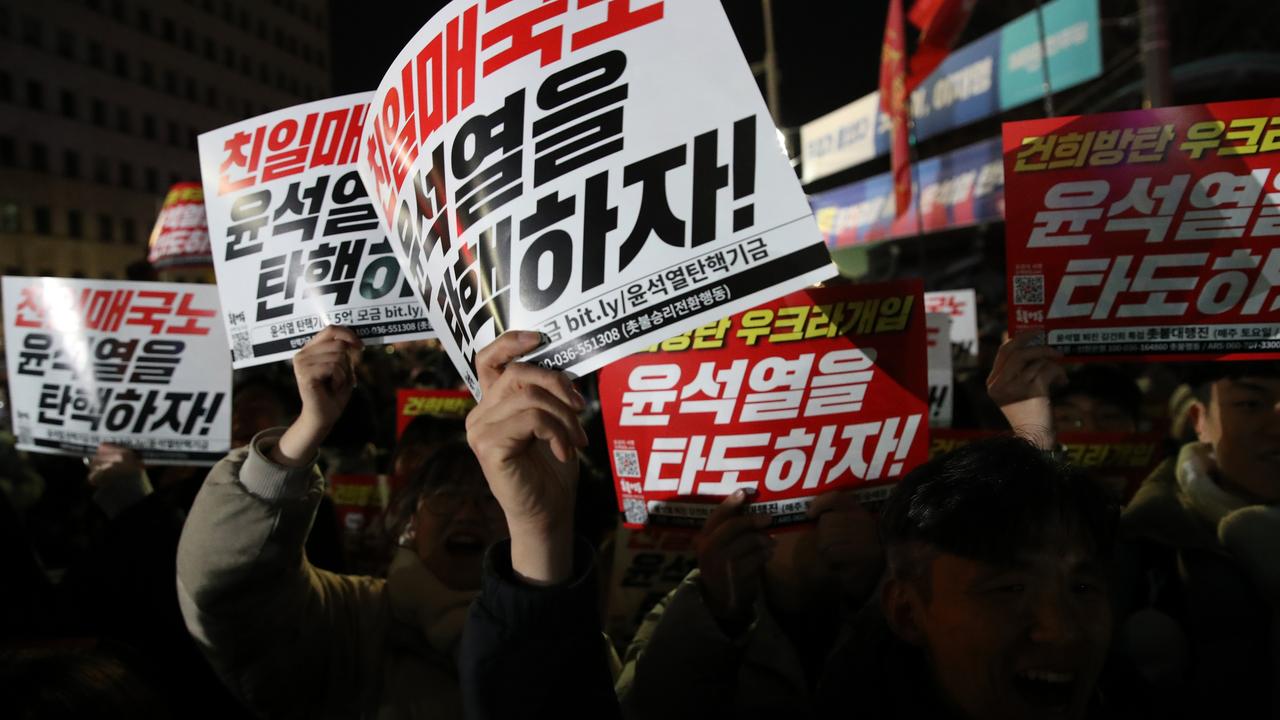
0, 0, 331, 279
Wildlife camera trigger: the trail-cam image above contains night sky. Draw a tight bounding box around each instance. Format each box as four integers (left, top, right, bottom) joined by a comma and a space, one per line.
328, 1, 890, 129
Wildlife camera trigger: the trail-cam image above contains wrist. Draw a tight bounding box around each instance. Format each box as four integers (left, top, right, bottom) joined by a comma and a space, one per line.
1000, 397, 1056, 450
508, 519, 573, 586
272, 415, 330, 467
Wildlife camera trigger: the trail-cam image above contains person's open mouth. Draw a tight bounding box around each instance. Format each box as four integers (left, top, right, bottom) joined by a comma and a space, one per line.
444, 532, 486, 555
1012, 669, 1076, 710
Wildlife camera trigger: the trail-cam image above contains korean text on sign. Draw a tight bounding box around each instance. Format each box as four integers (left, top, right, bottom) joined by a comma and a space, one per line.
199, 93, 434, 369
356, 0, 833, 398
599, 280, 928, 529
2, 277, 232, 465
1004, 97, 1280, 361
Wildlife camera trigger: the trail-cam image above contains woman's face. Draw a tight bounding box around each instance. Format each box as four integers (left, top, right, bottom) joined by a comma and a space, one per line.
411, 465, 508, 591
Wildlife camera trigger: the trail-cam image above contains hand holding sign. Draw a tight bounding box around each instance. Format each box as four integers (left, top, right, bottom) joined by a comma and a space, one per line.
86, 443, 145, 490
272, 325, 363, 467
466, 331, 587, 586
694, 490, 774, 630
986, 331, 1066, 450
806, 490, 883, 601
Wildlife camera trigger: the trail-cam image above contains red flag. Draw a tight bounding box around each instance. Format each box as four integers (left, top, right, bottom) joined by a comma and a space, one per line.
906, 0, 977, 92
880, 0, 911, 219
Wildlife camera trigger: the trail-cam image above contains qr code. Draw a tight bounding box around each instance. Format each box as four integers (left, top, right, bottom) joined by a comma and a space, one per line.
613, 449, 641, 478
1013, 275, 1044, 305
622, 497, 648, 525
231, 331, 253, 362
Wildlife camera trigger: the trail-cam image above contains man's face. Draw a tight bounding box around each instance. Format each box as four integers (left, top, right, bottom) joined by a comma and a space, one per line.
1197, 377, 1280, 502
904, 543, 1112, 720
1052, 394, 1135, 434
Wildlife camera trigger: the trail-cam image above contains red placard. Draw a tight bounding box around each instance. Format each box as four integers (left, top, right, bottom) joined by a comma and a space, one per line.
148, 183, 212, 269
395, 388, 475, 438
930, 428, 1167, 502
600, 280, 929, 529
1004, 97, 1280, 362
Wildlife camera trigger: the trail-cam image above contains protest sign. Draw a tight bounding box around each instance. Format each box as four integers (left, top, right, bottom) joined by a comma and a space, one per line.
604, 526, 697, 647
395, 388, 475, 438
924, 288, 979, 362
199, 93, 434, 369
3, 277, 231, 465
148, 183, 213, 269
599, 280, 928, 529
357, 0, 835, 397
1005, 97, 1280, 361
930, 428, 1166, 500
926, 313, 954, 428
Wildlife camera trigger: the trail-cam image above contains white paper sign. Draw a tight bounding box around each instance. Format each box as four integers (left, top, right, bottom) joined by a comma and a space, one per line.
3, 277, 232, 465
198, 93, 434, 368
799, 92, 881, 184
357, 0, 835, 397
926, 312, 954, 429
924, 288, 978, 362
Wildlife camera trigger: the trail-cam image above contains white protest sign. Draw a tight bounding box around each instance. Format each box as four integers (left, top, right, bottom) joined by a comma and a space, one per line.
926, 312, 954, 429
3, 277, 232, 465
924, 288, 978, 363
198, 93, 434, 368
357, 0, 835, 397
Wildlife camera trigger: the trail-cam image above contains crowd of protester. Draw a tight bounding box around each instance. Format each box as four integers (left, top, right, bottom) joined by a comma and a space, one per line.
0, 316, 1276, 720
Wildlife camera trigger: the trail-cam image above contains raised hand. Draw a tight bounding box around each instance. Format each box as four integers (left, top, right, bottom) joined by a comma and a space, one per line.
466, 331, 587, 585
272, 325, 363, 466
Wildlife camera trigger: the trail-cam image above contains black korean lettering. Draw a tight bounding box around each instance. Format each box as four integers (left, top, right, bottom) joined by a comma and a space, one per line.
150, 390, 224, 435
18, 333, 54, 377
105, 389, 161, 433
324, 170, 381, 235
581, 171, 617, 292
731, 115, 756, 231
396, 198, 434, 302
532, 50, 627, 187
452, 89, 525, 231
359, 240, 402, 300
38, 383, 69, 426
619, 145, 685, 270
463, 216, 514, 327
256, 250, 305, 320
226, 190, 270, 260
415, 145, 453, 260
272, 176, 329, 242
129, 340, 183, 385
304, 239, 364, 304
690, 128, 727, 247
435, 282, 476, 377
94, 337, 139, 383
518, 192, 574, 311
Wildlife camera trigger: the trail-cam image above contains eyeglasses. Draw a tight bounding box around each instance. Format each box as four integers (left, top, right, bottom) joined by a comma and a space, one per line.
420, 485, 503, 518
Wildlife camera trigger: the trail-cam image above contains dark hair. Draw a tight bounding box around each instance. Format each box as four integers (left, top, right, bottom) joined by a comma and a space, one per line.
380, 437, 484, 553
0, 644, 171, 720
1183, 361, 1280, 403
1050, 364, 1142, 423
879, 436, 1118, 587
392, 414, 467, 477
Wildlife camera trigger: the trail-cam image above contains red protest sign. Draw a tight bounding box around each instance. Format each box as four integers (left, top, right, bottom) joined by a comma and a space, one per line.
148, 183, 212, 269
1004, 97, 1280, 362
930, 428, 1167, 503
600, 280, 929, 529
395, 388, 475, 439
